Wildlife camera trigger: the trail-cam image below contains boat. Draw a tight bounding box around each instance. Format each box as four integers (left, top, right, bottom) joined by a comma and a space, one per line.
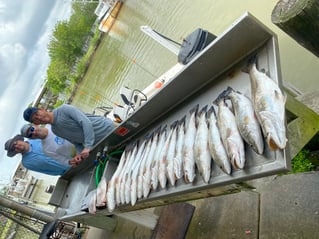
50, 12, 290, 229
94, 1, 111, 22
98, 0, 123, 33
105, 27, 217, 122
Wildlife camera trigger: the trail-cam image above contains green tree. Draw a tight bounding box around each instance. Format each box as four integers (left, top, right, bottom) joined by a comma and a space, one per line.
46, 2, 98, 96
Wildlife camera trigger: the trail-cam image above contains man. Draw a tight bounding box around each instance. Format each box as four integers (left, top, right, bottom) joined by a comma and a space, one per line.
4, 135, 70, 176
20, 123, 77, 167
23, 104, 115, 165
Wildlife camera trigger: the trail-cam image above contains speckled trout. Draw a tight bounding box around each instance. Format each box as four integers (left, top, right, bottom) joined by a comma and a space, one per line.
143, 128, 160, 198
174, 116, 186, 180
183, 104, 199, 183
207, 106, 231, 175
130, 138, 147, 206
249, 62, 287, 150
166, 121, 179, 186
215, 97, 246, 169
106, 146, 129, 212
194, 105, 212, 183
151, 126, 167, 190
137, 135, 153, 199
223, 86, 264, 154
158, 123, 176, 189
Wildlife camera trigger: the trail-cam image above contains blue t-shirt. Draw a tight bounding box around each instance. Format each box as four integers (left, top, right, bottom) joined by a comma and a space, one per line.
22, 139, 71, 176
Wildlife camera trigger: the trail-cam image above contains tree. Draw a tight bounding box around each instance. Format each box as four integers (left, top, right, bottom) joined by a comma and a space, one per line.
46, 2, 98, 96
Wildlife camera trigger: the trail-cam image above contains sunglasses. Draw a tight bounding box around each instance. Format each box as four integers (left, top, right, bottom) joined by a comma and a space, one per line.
11, 141, 18, 151
28, 126, 35, 138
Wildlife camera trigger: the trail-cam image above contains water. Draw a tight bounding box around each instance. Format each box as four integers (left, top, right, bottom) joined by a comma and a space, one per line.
73, 0, 319, 111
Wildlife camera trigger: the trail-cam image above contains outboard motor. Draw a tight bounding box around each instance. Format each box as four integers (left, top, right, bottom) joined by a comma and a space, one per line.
178, 29, 217, 64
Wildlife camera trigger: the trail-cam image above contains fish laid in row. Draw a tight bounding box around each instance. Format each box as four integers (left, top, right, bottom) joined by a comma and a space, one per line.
223, 86, 264, 155
183, 104, 199, 183
207, 106, 231, 175
174, 117, 186, 180
194, 105, 212, 183
249, 61, 287, 151
151, 126, 167, 191
214, 96, 246, 169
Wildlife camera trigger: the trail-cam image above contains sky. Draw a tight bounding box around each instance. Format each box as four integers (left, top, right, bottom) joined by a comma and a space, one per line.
0, 0, 72, 187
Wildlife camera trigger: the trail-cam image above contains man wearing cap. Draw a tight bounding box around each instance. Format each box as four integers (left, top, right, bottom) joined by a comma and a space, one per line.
21, 124, 77, 167
4, 135, 70, 176
23, 104, 115, 165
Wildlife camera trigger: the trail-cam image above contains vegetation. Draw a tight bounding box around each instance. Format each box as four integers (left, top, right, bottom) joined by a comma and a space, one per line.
45, 2, 100, 96
291, 149, 315, 173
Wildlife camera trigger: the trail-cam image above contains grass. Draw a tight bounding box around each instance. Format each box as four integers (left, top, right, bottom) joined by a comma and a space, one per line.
291, 149, 316, 173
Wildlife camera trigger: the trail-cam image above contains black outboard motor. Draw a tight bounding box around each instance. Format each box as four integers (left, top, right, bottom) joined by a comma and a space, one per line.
178, 29, 216, 64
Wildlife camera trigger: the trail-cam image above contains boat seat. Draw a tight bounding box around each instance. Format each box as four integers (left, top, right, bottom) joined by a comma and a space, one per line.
116, 86, 147, 121
120, 86, 147, 109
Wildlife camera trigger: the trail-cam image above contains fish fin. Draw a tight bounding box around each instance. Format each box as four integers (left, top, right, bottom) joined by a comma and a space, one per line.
268, 136, 279, 151
226, 86, 234, 92
274, 89, 286, 103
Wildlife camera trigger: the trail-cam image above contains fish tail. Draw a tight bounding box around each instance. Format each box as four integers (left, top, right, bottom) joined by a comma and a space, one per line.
155, 125, 162, 134
171, 120, 179, 129
161, 125, 168, 133
179, 115, 186, 126
206, 105, 216, 117
213, 91, 228, 106
199, 105, 208, 118
189, 104, 199, 116
206, 106, 214, 128
248, 55, 257, 65
242, 55, 258, 73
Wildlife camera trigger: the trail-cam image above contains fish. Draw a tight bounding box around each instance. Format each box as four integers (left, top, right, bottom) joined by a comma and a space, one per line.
137, 135, 153, 199
223, 86, 264, 154
174, 116, 186, 180
106, 147, 128, 212
130, 138, 147, 206
158, 123, 176, 189
96, 176, 107, 207
183, 104, 199, 183
122, 142, 138, 205
207, 106, 231, 175
116, 142, 138, 205
249, 61, 287, 150
194, 105, 212, 183
166, 121, 179, 186
214, 97, 246, 169
142, 128, 160, 198
88, 190, 97, 214
150, 126, 167, 190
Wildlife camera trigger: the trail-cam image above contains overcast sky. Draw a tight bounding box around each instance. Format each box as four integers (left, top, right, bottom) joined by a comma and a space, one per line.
0, 0, 72, 186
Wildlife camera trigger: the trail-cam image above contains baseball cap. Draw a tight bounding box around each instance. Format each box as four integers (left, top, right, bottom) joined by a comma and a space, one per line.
23, 107, 38, 122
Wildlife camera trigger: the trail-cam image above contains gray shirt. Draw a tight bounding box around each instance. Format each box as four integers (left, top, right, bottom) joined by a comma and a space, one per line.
51, 104, 114, 152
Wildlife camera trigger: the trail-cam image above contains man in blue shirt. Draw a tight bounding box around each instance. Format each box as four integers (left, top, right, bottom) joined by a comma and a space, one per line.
4, 134, 70, 176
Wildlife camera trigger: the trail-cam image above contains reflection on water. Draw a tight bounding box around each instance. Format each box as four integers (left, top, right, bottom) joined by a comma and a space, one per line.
73, 0, 319, 112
